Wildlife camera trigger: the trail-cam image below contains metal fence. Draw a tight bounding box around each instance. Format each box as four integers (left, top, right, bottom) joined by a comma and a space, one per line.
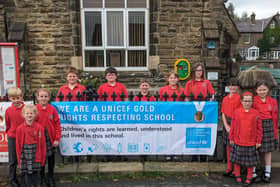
1, 85, 280, 163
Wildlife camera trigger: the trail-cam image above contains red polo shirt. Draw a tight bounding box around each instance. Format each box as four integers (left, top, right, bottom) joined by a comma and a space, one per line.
221, 93, 241, 118
56, 83, 86, 101
133, 95, 156, 101
184, 79, 214, 100
159, 85, 184, 101
229, 107, 262, 146
5, 103, 25, 138
36, 103, 61, 143
97, 82, 128, 101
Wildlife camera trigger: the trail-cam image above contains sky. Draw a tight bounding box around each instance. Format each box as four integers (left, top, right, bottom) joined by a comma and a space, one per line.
225, 0, 280, 19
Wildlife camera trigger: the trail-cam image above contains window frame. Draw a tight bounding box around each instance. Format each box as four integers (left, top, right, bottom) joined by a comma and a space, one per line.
81, 0, 149, 71
243, 34, 250, 44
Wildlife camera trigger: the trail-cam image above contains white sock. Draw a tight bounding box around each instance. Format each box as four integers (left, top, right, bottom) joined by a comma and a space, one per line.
265, 165, 271, 177
252, 167, 257, 177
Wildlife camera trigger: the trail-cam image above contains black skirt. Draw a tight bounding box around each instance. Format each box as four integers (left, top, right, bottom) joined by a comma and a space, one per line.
230, 144, 259, 167
20, 144, 41, 174
45, 128, 55, 157
259, 119, 275, 153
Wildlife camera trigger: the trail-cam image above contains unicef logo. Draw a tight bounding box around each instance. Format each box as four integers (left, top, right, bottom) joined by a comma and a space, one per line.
73, 142, 84, 153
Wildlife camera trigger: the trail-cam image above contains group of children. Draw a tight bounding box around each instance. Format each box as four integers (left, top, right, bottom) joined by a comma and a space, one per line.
5, 88, 61, 187
5, 62, 278, 187
221, 78, 278, 186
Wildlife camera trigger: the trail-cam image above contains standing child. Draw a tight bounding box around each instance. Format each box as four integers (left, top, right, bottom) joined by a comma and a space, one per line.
221, 78, 240, 177
16, 104, 46, 187
56, 66, 86, 101
134, 79, 155, 101
97, 67, 128, 101
36, 88, 61, 187
229, 92, 262, 186
159, 71, 184, 161
252, 81, 278, 183
184, 62, 214, 101
5, 87, 25, 187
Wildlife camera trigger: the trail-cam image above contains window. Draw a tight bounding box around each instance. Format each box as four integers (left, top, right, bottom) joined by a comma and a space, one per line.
81, 0, 148, 71
270, 21, 275, 29
243, 34, 250, 44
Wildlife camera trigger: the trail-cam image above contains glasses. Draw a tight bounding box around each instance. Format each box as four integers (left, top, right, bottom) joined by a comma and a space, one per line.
242, 100, 252, 103
195, 69, 203, 72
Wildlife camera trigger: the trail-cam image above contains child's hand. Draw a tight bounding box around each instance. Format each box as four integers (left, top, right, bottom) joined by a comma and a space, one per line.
52, 141, 59, 147
225, 125, 230, 133
256, 144, 261, 149
230, 141, 234, 145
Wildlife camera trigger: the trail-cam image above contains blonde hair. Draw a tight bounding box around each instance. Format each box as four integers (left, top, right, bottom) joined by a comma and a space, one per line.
22, 104, 38, 118
8, 87, 22, 97
36, 88, 51, 97
166, 71, 182, 92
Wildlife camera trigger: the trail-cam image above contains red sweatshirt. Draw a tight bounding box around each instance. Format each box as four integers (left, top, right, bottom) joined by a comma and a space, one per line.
56, 83, 86, 101
184, 79, 214, 100
253, 95, 278, 139
5, 103, 25, 138
36, 103, 61, 143
133, 95, 156, 101
221, 93, 241, 118
229, 107, 262, 146
97, 82, 128, 101
16, 122, 46, 166
159, 85, 184, 101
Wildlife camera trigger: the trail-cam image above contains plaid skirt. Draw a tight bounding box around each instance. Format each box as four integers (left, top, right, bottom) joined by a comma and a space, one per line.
259, 119, 275, 153
230, 144, 259, 167
45, 128, 55, 157
20, 144, 41, 174
222, 117, 231, 145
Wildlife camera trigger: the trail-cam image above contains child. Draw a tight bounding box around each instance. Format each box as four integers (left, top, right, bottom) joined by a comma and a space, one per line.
252, 80, 278, 183
5, 87, 25, 187
159, 71, 184, 102
159, 71, 184, 161
36, 88, 61, 187
97, 67, 128, 101
229, 92, 262, 186
16, 104, 46, 187
134, 79, 155, 101
221, 78, 240, 177
56, 66, 86, 101
184, 62, 214, 101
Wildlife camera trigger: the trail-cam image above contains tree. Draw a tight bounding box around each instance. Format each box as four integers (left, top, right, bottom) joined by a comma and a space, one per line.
257, 26, 280, 54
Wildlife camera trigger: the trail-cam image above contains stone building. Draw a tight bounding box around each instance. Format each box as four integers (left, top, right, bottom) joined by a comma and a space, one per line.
236, 12, 280, 61
0, 0, 239, 94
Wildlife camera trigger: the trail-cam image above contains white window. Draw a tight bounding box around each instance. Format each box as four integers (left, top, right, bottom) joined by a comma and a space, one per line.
243, 34, 250, 44
81, 0, 149, 71
270, 21, 275, 29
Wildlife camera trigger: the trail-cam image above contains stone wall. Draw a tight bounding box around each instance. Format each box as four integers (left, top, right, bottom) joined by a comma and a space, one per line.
0, 5, 5, 41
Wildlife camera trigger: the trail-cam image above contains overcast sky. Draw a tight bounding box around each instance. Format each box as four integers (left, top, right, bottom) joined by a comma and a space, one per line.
225, 0, 280, 19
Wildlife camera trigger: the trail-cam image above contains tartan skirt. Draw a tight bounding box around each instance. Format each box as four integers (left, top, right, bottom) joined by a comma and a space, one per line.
259, 119, 275, 153
20, 144, 41, 174
222, 117, 231, 145
45, 128, 55, 157
230, 144, 259, 167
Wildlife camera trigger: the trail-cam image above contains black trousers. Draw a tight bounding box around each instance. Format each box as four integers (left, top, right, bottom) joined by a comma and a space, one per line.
8, 138, 17, 183
24, 171, 39, 187
40, 154, 55, 178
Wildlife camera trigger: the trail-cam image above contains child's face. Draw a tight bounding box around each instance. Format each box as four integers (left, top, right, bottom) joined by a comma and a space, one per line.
168, 74, 178, 86
195, 66, 203, 79
228, 85, 239, 94
241, 95, 253, 110
106, 73, 117, 83
8, 95, 23, 107
140, 82, 150, 94
256, 85, 269, 99
37, 91, 50, 106
67, 73, 78, 85
23, 108, 36, 123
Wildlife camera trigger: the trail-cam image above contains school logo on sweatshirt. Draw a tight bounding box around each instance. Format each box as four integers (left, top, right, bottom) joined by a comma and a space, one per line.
49, 115, 53, 120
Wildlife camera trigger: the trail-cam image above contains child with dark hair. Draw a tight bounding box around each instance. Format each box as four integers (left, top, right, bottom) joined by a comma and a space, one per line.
221, 78, 241, 177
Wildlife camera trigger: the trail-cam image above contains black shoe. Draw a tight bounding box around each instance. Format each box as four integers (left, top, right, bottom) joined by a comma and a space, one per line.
48, 177, 56, 187
262, 175, 271, 183
252, 175, 262, 183
10, 181, 18, 187
41, 177, 48, 187
223, 170, 234, 177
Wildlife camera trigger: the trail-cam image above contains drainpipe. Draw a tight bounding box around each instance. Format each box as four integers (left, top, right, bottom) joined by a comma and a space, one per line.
3, 10, 8, 41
